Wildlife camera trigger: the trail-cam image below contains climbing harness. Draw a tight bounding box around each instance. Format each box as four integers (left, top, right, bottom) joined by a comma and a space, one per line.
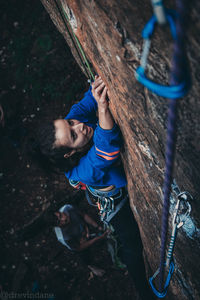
70, 179, 128, 224
149, 181, 192, 298
135, 7, 190, 98
54, 0, 95, 83
97, 196, 127, 224
135, 0, 191, 297
69, 179, 87, 191
85, 186, 128, 224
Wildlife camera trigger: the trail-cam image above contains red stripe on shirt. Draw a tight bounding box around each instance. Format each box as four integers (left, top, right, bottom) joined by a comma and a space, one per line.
97, 154, 118, 161
95, 146, 120, 157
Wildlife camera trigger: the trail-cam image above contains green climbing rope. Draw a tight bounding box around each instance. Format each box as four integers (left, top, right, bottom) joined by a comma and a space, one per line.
55, 0, 95, 82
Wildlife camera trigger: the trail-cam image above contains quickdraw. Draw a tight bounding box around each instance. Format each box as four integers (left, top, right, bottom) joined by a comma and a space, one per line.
135, 0, 191, 296
97, 197, 115, 222
149, 183, 192, 298
85, 187, 128, 224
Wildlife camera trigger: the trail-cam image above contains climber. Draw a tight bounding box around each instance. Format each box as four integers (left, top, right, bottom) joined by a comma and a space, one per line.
35, 75, 128, 222
34, 76, 154, 299
53, 204, 107, 251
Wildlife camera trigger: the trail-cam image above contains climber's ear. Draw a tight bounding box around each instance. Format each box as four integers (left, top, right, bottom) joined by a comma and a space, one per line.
64, 149, 76, 158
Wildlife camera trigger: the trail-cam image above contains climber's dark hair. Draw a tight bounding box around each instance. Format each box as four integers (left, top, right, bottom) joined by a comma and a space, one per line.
30, 121, 93, 173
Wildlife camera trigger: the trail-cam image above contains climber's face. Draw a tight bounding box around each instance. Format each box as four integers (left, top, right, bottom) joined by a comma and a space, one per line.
53, 119, 93, 156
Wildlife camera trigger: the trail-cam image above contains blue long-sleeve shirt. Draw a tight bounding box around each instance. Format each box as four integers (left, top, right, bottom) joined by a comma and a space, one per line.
64, 87, 127, 188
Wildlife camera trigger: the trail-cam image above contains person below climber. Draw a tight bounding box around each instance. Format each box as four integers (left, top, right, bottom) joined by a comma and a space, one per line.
35, 76, 155, 299
53, 203, 107, 251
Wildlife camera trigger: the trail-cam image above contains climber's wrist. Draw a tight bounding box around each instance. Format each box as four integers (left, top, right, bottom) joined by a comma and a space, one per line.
98, 107, 114, 130
98, 106, 109, 114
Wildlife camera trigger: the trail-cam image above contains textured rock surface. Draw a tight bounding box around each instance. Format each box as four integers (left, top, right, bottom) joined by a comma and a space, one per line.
41, 1, 200, 299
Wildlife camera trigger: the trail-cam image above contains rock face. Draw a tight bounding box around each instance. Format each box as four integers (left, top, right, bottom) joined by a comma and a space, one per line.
41, 1, 200, 299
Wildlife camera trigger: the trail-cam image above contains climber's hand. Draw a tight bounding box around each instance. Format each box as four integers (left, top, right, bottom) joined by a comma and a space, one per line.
92, 75, 113, 129
92, 76, 109, 111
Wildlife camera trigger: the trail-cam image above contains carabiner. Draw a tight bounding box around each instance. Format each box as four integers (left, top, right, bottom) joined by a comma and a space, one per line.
149, 261, 175, 298
135, 9, 190, 99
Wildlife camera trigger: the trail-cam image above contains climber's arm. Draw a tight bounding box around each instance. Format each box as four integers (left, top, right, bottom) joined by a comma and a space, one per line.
76, 230, 108, 251
65, 86, 98, 124
82, 213, 102, 229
